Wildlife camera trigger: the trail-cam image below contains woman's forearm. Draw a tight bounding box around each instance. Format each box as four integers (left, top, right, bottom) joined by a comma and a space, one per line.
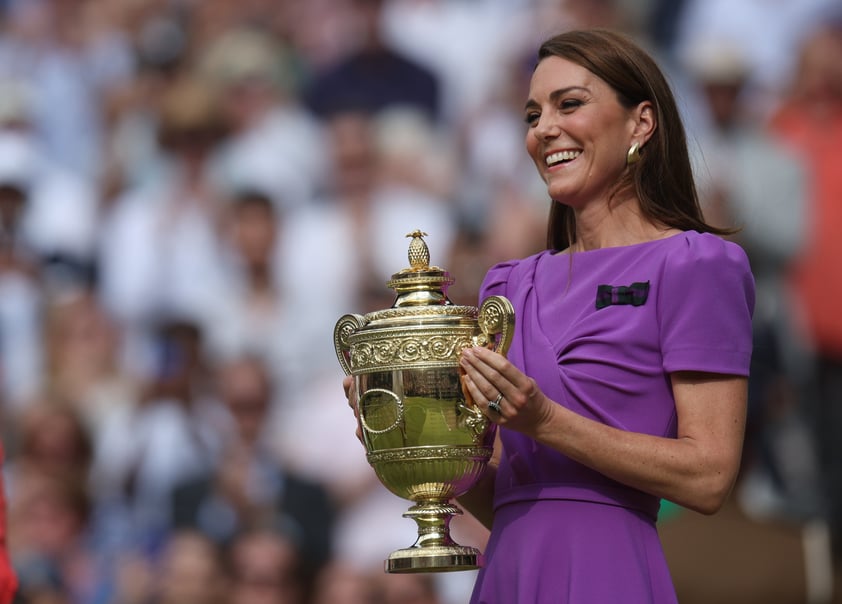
456, 433, 502, 530
529, 374, 747, 515
457, 464, 497, 530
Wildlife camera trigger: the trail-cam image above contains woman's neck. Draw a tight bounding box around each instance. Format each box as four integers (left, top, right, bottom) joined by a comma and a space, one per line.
569, 198, 677, 252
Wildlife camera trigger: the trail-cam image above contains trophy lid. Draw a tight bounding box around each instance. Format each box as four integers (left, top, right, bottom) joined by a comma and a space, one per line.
386, 230, 455, 308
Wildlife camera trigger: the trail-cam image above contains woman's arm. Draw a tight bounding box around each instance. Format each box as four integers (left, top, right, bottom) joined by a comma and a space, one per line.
460, 346, 747, 515
456, 432, 502, 530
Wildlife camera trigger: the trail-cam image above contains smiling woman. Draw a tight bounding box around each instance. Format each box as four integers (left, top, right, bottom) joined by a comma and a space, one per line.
440, 29, 753, 604
525, 55, 654, 225
342, 28, 756, 604
529, 30, 729, 253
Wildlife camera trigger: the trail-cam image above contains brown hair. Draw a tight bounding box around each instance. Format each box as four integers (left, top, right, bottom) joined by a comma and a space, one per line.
537, 29, 731, 251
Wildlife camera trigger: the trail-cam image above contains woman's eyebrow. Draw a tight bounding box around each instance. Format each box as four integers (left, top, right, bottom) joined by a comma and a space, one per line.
524, 86, 589, 112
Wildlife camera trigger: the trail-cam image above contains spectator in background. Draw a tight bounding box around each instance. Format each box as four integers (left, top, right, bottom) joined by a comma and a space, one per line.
226, 527, 307, 604
297, 107, 457, 316
0, 0, 134, 184
90, 318, 228, 560
302, 0, 441, 122
673, 0, 837, 118
40, 260, 138, 439
0, 136, 43, 412
97, 74, 230, 376
0, 79, 101, 270
362, 106, 459, 288
3, 402, 93, 495
375, 573, 441, 604
101, 3, 191, 201
451, 43, 548, 266
148, 530, 228, 604
769, 20, 842, 561
205, 189, 337, 406
3, 402, 94, 601
378, 0, 527, 126
684, 38, 812, 519
266, 1, 363, 72
310, 562, 377, 604
170, 354, 336, 587
7, 470, 96, 603
207, 191, 290, 372
200, 26, 327, 212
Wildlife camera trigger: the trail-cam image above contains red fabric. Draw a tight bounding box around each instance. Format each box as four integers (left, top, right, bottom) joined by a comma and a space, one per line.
770, 103, 842, 356
0, 444, 17, 604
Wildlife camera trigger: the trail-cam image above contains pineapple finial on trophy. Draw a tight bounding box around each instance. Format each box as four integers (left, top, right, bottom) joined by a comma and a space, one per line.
388, 230, 453, 307
406, 230, 430, 270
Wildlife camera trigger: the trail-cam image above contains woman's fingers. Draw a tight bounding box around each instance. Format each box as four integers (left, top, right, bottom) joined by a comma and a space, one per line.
461, 350, 510, 419
461, 373, 500, 419
461, 346, 541, 423
460, 346, 518, 393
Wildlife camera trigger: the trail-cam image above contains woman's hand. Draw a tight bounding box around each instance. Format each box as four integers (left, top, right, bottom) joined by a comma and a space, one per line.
343, 375, 364, 444
459, 345, 553, 435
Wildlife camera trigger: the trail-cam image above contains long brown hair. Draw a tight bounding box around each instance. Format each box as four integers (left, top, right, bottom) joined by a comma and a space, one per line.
538, 29, 731, 251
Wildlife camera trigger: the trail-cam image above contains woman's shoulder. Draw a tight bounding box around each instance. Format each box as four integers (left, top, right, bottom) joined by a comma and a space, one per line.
659, 231, 755, 309
479, 250, 550, 298
664, 231, 751, 273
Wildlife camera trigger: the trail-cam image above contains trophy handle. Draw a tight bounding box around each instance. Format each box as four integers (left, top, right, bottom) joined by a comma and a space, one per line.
334, 313, 367, 376
358, 388, 405, 435
476, 295, 515, 356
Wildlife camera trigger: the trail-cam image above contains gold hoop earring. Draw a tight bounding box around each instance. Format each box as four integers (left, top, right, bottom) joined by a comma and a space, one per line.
626, 142, 641, 165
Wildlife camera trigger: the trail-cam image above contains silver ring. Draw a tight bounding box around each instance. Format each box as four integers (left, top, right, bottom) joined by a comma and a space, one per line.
488, 393, 504, 414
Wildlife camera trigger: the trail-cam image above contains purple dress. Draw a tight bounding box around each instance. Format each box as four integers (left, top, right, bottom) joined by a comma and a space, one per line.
470, 231, 755, 604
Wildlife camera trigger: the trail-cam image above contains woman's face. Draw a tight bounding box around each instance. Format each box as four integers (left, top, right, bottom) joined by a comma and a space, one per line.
524, 56, 640, 208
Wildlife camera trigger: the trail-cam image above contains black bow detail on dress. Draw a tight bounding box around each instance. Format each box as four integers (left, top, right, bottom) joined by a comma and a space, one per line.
595, 281, 650, 310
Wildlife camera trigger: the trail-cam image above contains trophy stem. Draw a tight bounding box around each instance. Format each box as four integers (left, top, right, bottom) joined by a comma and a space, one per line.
385, 501, 483, 573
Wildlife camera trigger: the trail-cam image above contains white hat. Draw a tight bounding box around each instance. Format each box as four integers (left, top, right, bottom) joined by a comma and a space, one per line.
0, 132, 36, 192
685, 38, 751, 84
0, 79, 32, 126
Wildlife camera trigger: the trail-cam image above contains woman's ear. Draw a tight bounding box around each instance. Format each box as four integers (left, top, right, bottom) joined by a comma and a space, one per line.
632, 101, 656, 145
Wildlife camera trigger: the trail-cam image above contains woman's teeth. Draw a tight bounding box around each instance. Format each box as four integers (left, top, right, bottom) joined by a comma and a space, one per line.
546, 150, 581, 166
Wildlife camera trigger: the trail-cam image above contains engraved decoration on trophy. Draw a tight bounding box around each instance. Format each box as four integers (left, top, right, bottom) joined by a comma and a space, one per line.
334, 230, 515, 573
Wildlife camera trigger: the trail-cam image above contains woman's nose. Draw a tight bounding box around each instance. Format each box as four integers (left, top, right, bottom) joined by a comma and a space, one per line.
533, 115, 561, 141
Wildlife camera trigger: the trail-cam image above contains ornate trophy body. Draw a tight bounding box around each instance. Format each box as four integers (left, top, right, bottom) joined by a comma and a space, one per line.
334, 230, 515, 573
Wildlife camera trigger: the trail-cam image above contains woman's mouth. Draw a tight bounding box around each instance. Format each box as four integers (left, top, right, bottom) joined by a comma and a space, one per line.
545, 150, 581, 167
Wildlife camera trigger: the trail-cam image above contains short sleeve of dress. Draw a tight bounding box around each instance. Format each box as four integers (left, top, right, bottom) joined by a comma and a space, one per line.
478, 260, 518, 303
659, 234, 755, 376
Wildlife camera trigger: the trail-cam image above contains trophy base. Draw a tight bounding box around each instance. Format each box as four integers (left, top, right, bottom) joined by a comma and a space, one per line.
386, 545, 483, 573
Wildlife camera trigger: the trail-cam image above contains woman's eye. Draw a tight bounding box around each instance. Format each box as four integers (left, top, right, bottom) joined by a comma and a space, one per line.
560, 99, 583, 111
524, 112, 540, 126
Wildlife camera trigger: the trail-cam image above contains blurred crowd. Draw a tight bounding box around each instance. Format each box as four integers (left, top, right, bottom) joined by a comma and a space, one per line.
0, 0, 840, 602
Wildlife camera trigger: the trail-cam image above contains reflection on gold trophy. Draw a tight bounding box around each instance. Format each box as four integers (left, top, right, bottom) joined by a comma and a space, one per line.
334, 230, 515, 573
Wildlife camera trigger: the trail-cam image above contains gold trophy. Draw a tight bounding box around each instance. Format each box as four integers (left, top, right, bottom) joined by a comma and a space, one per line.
334, 230, 515, 573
